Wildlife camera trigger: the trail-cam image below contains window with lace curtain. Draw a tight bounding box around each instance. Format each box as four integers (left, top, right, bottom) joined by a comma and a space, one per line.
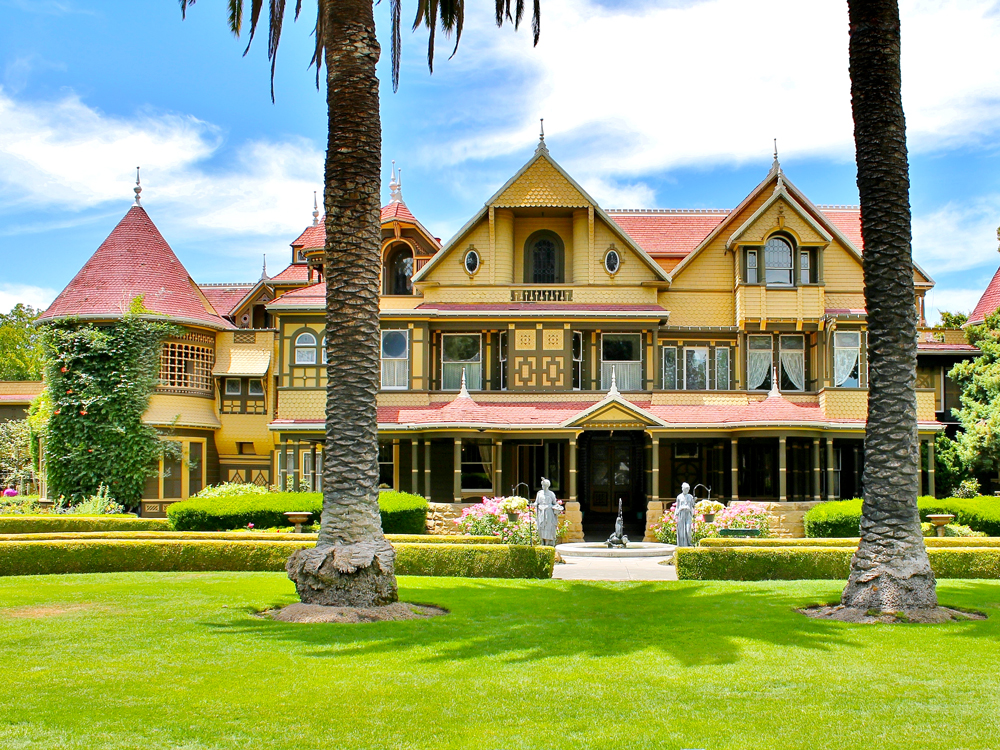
747, 335, 773, 390
779, 335, 806, 391
833, 331, 862, 388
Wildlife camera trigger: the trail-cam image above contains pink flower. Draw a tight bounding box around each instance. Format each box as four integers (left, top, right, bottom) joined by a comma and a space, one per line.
247, 523, 254, 529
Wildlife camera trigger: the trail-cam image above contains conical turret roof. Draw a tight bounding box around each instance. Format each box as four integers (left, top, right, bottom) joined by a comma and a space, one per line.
40, 206, 232, 329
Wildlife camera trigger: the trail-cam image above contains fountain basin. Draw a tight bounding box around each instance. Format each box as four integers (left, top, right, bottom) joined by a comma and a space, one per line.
556, 542, 676, 558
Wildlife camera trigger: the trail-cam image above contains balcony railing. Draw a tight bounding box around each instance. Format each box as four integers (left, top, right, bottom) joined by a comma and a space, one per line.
601, 362, 642, 391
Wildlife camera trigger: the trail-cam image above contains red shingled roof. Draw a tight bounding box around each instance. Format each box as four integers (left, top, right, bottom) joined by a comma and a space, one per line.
290, 221, 325, 249
608, 211, 729, 256
199, 283, 253, 317
969, 264, 1000, 325
820, 207, 864, 250
416, 302, 668, 313
269, 264, 313, 283
266, 283, 324, 307
381, 201, 419, 223
40, 206, 232, 329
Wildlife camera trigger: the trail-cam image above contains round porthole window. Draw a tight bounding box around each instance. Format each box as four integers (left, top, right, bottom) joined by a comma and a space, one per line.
604, 249, 621, 275
464, 249, 480, 275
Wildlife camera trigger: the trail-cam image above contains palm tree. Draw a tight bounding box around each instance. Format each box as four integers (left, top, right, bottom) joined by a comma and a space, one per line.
840, 0, 937, 612
179, 0, 539, 607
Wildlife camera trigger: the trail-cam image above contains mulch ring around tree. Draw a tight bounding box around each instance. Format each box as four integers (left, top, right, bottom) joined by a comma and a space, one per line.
259, 602, 449, 624
799, 604, 987, 624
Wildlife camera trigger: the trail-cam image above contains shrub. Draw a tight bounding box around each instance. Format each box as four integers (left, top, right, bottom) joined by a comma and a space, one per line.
952, 479, 982, 499
699, 536, 1000, 548
651, 501, 771, 544
0, 531, 502, 544
0, 540, 553, 579
921, 522, 985, 538
0, 516, 169, 534
194, 483, 270, 499
167, 491, 429, 534
804, 496, 1000, 537
676, 546, 1000, 580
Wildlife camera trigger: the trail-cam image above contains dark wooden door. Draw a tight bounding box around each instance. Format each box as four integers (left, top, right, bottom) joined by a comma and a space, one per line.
589, 438, 634, 513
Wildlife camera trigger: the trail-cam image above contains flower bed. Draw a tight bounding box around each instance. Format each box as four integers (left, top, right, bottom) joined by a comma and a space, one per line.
454, 496, 569, 545
650, 501, 771, 544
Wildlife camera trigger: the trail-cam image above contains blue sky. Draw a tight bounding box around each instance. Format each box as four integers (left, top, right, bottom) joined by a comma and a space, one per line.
2, 0, 1000, 322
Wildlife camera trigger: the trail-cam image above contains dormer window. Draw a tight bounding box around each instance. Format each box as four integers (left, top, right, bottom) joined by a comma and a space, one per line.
764, 236, 794, 285
384, 243, 414, 295
523, 231, 565, 284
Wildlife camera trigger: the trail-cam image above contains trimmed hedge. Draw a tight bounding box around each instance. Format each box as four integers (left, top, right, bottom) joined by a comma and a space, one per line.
0, 516, 169, 534
167, 491, 429, 534
804, 497, 1000, 537
0, 540, 553, 579
699, 536, 1000, 548
0, 532, 500, 544
676, 546, 1000, 580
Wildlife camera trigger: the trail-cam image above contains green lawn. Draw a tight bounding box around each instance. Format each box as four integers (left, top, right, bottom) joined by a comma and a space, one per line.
1, 574, 999, 749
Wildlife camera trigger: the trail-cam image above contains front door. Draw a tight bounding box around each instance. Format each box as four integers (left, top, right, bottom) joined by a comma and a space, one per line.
589, 438, 634, 513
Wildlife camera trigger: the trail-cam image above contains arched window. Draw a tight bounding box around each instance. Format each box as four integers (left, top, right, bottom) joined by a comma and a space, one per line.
321, 335, 328, 364
385, 244, 414, 295
294, 332, 318, 365
764, 236, 794, 285
523, 231, 565, 284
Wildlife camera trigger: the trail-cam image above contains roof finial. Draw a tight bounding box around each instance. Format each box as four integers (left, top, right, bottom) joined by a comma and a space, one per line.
133, 166, 142, 206
536, 118, 548, 153
772, 138, 780, 172
458, 367, 471, 399
312, 191, 320, 226
607, 367, 620, 398
768, 365, 781, 398
260, 254, 269, 281
389, 160, 403, 203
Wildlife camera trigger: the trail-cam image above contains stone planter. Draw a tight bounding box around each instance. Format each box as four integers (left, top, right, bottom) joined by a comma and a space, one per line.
703, 513, 716, 523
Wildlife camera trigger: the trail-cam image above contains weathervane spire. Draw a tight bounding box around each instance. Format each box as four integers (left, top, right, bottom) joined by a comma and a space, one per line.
312, 191, 320, 226
536, 118, 548, 153
261, 254, 269, 281
133, 166, 142, 206
389, 160, 403, 203
772, 138, 780, 172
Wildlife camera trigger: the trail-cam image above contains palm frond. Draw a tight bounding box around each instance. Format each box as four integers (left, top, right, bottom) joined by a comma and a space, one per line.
266, 0, 288, 102
391, 0, 402, 91
228, 0, 243, 35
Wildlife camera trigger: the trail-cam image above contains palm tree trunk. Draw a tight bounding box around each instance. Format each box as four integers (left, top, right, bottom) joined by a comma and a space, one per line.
286, 0, 398, 606
840, 0, 936, 611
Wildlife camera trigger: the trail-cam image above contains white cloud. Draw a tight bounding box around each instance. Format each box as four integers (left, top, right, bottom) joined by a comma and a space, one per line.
416, 0, 1000, 176
912, 196, 1000, 273
0, 283, 58, 314
0, 89, 323, 239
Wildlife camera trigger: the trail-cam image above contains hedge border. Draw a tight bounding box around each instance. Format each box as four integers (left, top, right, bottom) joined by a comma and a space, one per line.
0, 540, 553, 579
699, 537, 1000, 548
0, 532, 501, 544
676, 546, 1000, 580
0, 517, 170, 534
804, 497, 1000, 537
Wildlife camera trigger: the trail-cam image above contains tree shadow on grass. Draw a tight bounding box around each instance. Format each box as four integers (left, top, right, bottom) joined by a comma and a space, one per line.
205, 579, 874, 668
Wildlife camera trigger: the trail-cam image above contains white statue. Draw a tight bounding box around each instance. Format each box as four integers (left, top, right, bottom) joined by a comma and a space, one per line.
533, 477, 562, 546
675, 482, 696, 547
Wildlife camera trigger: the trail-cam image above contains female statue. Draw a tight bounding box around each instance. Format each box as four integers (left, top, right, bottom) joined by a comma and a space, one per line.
533, 477, 562, 546
675, 482, 696, 547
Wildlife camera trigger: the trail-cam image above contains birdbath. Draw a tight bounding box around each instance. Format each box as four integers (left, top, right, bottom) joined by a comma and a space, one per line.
927, 514, 955, 537
284, 511, 313, 533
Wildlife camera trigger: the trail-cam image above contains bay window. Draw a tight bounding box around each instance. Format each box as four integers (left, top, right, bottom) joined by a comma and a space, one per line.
601, 333, 642, 391
442, 334, 482, 390
833, 331, 862, 388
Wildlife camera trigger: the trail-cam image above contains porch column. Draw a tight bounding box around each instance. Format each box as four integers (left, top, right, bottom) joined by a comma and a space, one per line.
495, 440, 503, 496
568, 436, 577, 502
411, 439, 419, 495
811, 438, 821, 502
453, 438, 462, 502
392, 439, 400, 490
310, 443, 318, 492
651, 436, 660, 503
423, 440, 432, 500
826, 438, 835, 501
730, 438, 739, 502
778, 436, 787, 502
927, 438, 936, 498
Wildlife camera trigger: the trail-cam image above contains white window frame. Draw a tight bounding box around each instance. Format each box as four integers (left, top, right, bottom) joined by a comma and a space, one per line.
499, 331, 508, 391
600, 333, 642, 391
833, 331, 862, 388
800, 250, 811, 285
682, 346, 710, 391
746, 249, 758, 284
442, 333, 482, 391
380, 330, 410, 391
248, 379, 264, 396
779, 334, 806, 391
321, 335, 328, 364
747, 334, 774, 391
662, 346, 678, 389
294, 331, 318, 365
572, 331, 584, 390
715, 346, 730, 390
224, 378, 242, 395
764, 236, 794, 286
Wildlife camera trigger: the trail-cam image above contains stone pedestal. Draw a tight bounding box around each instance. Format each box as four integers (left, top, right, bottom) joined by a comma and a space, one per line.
644, 500, 665, 542
424, 502, 477, 535
562, 501, 584, 543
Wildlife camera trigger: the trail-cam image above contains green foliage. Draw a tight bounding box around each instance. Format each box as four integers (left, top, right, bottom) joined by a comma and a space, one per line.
920, 522, 985, 537
0, 304, 45, 381
194, 483, 270, 499
935, 310, 968, 328
167, 490, 429, 534
676, 545, 1000, 580
40, 314, 180, 507
935, 310, 1000, 483
0, 539, 553, 578
804, 496, 1000, 537
699, 536, 1000, 548
952, 478, 981, 498
0, 531, 502, 544
0, 516, 168, 534
0, 419, 34, 491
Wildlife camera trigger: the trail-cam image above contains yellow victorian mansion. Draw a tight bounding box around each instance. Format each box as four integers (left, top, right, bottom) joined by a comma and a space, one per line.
36, 141, 963, 540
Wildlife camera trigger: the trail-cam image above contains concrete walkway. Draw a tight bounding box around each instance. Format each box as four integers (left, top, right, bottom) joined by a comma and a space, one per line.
552, 555, 678, 581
